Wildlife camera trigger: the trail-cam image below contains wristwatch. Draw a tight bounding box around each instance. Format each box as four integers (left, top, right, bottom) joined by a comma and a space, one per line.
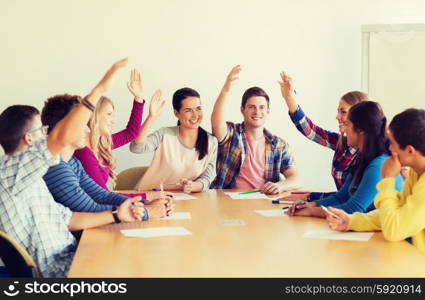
112, 206, 121, 223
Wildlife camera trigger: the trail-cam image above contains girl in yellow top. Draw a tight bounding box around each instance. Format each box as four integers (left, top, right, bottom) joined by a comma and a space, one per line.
326, 108, 425, 254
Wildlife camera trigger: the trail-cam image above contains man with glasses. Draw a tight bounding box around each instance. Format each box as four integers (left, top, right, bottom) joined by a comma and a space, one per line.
0, 59, 146, 277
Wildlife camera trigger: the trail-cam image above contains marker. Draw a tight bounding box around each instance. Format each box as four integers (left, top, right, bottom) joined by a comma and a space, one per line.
291, 191, 309, 194
239, 189, 260, 195
282, 206, 289, 210
272, 200, 293, 204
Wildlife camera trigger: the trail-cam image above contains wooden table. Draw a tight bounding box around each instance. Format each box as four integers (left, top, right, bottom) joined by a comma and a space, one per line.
68, 190, 425, 277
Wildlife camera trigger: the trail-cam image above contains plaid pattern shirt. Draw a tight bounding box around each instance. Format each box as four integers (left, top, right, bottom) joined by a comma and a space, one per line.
290, 106, 358, 198
212, 122, 295, 189
0, 138, 76, 277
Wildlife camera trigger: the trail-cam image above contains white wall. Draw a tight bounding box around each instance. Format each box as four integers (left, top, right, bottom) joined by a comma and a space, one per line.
1, 0, 424, 190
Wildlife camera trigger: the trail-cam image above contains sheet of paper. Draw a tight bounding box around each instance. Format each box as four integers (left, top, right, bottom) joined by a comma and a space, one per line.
121, 226, 192, 238
219, 219, 246, 226
224, 192, 271, 200
255, 209, 288, 217
171, 193, 197, 200
302, 230, 374, 242
161, 212, 191, 220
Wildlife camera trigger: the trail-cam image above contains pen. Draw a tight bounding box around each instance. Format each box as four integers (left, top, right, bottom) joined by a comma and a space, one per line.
291, 191, 309, 194
282, 206, 289, 210
239, 189, 260, 195
272, 200, 293, 204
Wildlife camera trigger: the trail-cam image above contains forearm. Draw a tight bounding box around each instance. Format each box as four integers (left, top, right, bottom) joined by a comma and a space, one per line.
68, 210, 113, 231
191, 181, 204, 192
282, 95, 298, 115
134, 115, 157, 144
211, 88, 230, 142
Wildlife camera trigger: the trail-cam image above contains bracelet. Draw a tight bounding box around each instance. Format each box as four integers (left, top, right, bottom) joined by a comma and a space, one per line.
142, 207, 149, 221
112, 206, 121, 223
81, 96, 96, 112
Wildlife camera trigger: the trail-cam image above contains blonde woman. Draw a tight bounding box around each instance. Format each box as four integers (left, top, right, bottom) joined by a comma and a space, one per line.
74, 69, 150, 198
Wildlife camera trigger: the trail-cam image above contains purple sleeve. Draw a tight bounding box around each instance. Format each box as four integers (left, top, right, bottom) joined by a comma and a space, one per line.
73, 148, 110, 190
111, 100, 145, 149
290, 105, 340, 151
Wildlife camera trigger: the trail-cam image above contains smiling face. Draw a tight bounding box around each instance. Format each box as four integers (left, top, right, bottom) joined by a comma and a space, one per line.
98, 101, 115, 136
336, 99, 351, 133
240, 96, 269, 129
174, 96, 203, 129
345, 118, 363, 150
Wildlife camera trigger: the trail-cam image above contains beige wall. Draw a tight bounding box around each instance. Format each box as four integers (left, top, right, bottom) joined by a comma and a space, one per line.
1, 0, 424, 190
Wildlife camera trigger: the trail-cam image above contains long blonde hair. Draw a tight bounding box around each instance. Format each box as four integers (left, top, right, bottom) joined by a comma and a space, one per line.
88, 96, 117, 187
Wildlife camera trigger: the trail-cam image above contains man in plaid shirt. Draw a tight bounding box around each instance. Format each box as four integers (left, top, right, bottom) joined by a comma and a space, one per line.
0, 59, 147, 277
211, 65, 300, 194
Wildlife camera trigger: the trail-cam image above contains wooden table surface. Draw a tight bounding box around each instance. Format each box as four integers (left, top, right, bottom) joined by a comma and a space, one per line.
68, 190, 425, 277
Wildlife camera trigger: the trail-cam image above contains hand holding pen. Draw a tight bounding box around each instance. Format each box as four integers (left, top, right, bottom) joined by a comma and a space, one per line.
285, 201, 308, 216
324, 206, 349, 231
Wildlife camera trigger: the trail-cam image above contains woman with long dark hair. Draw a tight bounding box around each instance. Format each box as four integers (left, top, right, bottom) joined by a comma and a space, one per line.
286, 101, 403, 218
130, 87, 218, 193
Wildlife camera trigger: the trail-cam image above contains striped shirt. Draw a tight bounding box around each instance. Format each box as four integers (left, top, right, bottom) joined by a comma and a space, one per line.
0, 138, 75, 277
289, 106, 358, 200
43, 156, 127, 212
212, 122, 294, 189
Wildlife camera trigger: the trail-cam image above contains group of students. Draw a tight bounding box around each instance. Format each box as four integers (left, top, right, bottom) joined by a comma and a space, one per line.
0, 58, 424, 278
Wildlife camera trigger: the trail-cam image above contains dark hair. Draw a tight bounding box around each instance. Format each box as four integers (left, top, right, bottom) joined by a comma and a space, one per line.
348, 101, 389, 188
0, 105, 40, 153
41, 94, 81, 134
389, 108, 425, 155
172, 87, 208, 160
241, 87, 270, 108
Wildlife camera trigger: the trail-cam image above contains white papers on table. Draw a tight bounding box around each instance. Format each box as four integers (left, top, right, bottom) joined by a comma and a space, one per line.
161, 212, 191, 220
172, 193, 197, 200
255, 209, 288, 217
224, 192, 269, 200
302, 230, 374, 242
121, 226, 192, 238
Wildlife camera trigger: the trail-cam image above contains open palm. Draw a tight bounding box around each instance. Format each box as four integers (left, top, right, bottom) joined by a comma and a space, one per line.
127, 68, 144, 100
149, 89, 165, 118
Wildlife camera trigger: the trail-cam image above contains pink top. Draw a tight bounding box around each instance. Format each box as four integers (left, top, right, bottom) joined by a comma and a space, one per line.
234, 135, 266, 189
74, 100, 146, 199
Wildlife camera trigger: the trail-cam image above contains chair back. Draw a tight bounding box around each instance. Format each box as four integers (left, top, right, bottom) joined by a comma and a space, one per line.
115, 166, 148, 190
0, 231, 40, 277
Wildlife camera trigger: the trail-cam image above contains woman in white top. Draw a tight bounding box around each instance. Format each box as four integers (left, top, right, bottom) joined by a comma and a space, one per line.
130, 87, 218, 193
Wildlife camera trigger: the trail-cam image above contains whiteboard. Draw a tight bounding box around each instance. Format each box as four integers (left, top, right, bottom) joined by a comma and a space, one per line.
362, 24, 425, 120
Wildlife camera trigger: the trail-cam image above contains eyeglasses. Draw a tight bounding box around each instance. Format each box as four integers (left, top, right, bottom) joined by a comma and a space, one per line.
27, 125, 49, 135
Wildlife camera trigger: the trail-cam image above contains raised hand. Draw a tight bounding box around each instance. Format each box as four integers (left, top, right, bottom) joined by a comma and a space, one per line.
148, 89, 165, 118
278, 71, 295, 100
223, 65, 241, 93
381, 152, 402, 178
94, 58, 128, 94
326, 207, 349, 231
127, 68, 144, 102
118, 196, 144, 222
